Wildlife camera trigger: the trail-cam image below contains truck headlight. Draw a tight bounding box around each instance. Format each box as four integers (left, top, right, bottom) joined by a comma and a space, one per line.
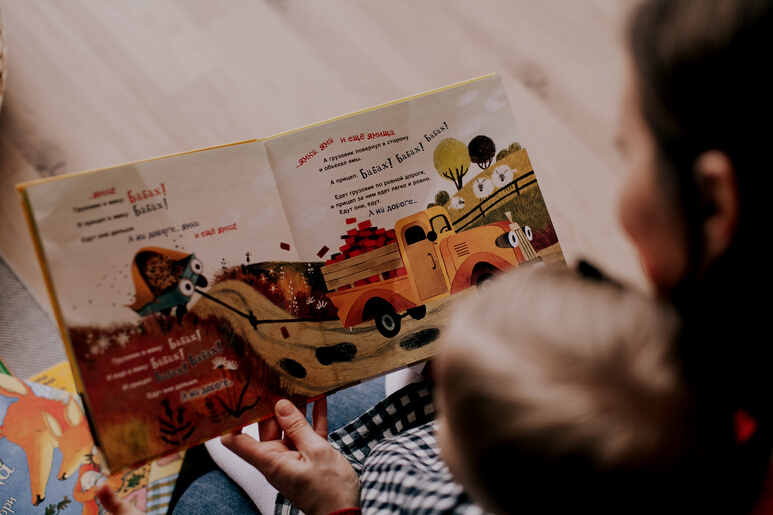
495, 230, 519, 248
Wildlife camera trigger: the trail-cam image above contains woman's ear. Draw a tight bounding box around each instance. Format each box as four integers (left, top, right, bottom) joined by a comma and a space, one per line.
694, 150, 740, 263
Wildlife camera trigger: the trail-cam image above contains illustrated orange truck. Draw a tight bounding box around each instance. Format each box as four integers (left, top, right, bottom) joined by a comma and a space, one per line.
321, 206, 541, 337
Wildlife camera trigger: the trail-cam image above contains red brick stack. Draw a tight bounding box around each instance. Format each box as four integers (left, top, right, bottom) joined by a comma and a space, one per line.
325, 218, 407, 290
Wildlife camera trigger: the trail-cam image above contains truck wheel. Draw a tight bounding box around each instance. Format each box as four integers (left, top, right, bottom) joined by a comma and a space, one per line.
407, 305, 427, 320
375, 307, 401, 338
476, 273, 496, 292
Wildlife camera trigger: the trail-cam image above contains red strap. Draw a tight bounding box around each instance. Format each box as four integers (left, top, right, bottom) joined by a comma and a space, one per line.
327, 509, 361, 515
734, 409, 757, 443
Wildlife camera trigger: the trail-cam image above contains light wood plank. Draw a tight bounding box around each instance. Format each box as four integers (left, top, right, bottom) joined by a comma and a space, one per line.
0, 0, 647, 320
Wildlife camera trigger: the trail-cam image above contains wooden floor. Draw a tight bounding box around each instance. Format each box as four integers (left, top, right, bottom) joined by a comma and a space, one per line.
0, 0, 644, 315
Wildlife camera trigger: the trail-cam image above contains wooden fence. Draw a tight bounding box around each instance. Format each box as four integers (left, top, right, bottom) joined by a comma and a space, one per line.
452, 170, 537, 231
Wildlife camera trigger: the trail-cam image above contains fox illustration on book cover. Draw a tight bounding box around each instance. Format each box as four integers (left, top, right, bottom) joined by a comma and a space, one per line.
0, 375, 92, 506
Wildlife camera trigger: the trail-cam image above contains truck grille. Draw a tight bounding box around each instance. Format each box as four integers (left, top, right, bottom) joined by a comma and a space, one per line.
453, 242, 470, 257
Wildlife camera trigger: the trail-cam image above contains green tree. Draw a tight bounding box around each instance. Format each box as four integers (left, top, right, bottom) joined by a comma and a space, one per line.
435, 190, 450, 206
427, 191, 450, 209
433, 138, 471, 191
468, 135, 496, 170
495, 142, 522, 162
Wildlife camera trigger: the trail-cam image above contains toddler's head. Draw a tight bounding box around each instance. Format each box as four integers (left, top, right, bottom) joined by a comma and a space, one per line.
435, 267, 726, 513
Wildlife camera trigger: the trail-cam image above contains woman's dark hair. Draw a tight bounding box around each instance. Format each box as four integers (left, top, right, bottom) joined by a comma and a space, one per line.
629, 0, 773, 511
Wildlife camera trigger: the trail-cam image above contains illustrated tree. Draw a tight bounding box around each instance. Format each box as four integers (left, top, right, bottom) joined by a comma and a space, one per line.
496, 141, 522, 162
433, 138, 471, 191
468, 135, 496, 170
427, 190, 451, 209
435, 190, 450, 206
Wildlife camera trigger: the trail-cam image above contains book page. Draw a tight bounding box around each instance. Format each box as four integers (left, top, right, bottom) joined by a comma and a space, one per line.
25, 140, 296, 326
262, 74, 565, 392
22, 140, 299, 471
266, 76, 523, 259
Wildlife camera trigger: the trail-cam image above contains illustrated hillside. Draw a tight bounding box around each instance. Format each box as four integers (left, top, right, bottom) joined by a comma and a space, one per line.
432, 146, 560, 258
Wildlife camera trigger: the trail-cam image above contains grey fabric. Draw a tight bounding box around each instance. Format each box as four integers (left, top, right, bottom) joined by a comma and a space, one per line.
0, 253, 66, 377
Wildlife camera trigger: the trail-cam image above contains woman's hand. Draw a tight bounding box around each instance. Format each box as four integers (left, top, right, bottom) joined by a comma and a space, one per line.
221, 397, 360, 515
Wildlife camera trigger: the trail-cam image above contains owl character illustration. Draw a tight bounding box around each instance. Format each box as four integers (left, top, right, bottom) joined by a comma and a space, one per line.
128, 247, 208, 320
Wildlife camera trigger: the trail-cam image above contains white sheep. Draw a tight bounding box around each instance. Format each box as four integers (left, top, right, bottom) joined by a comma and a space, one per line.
450, 196, 466, 210
491, 165, 514, 188
473, 177, 494, 199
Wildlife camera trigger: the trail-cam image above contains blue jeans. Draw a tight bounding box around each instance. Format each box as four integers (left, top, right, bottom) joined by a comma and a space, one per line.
326, 376, 387, 432
173, 470, 259, 514
172, 377, 386, 514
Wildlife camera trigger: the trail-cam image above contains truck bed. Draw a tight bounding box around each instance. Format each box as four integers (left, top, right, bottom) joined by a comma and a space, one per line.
321, 243, 403, 291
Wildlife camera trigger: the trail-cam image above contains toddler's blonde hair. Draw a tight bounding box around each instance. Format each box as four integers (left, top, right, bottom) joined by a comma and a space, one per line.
438, 266, 699, 513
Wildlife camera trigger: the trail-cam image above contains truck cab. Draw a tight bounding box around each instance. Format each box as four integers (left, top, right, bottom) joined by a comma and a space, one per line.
396, 206, 536, 301
394, 206, 454, 304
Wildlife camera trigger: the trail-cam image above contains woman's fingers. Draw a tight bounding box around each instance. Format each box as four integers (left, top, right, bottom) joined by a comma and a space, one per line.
221, 398, 360, 515
273, 399, 327, 453
259, 414, 282, 442
311, 397, 329, 439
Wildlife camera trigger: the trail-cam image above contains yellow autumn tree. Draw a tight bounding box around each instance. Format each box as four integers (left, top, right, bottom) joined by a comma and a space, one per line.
433, 138, 471, 191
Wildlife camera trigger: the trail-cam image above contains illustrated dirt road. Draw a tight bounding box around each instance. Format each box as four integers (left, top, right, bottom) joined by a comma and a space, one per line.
191, 281, 468, 397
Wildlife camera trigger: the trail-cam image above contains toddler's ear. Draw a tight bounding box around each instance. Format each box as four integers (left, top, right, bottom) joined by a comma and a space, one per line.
576, 260, 604, 280
694, 150, 739, 263
576, 260, 620, 287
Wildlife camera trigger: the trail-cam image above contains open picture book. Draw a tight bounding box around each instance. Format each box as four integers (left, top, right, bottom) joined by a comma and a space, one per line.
17, 74, 566, 472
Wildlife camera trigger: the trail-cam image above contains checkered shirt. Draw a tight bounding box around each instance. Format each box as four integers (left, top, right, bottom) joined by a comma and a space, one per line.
275, 381, 487, 514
